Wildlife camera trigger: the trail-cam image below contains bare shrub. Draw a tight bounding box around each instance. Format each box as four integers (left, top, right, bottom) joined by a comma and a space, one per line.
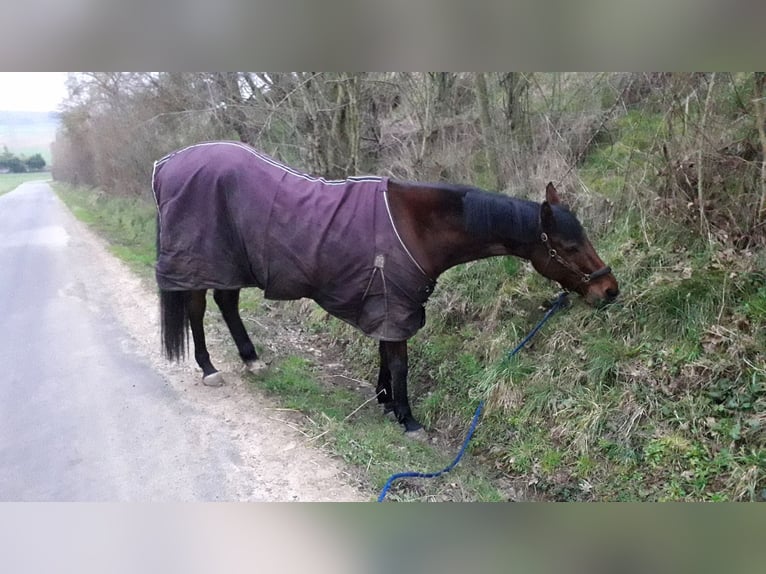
656, 73, 765, 245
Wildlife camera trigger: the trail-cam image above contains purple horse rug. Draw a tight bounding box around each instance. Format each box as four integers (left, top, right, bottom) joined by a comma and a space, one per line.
152, 141, 435, 341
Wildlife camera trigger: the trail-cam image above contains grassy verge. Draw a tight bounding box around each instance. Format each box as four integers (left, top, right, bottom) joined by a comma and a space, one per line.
249, 355, 503, 500
54, 183, 157, 276
0, 171, 51, 195
311, 212, 764, 501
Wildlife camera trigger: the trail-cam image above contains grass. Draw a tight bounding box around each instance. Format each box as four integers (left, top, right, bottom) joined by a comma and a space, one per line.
579, 109, 667, 199
53, 183, 157, 275
0, 171, 51, 195
251, 355, 504, 501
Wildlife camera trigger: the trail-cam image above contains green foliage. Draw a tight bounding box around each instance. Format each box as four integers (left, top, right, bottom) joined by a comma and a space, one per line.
259, 356, 356, 417
0, 147, 47, 173
740, 283, 766, 322
2, 156, 26, 173
253, 355, 504, 500
580, 109, 666, 199
25, 153, 46, 171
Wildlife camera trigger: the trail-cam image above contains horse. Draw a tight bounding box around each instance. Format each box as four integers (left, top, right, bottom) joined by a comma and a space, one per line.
152, 141, 618, 435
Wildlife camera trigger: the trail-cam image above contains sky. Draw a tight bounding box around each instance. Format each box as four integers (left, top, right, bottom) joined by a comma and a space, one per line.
0, 73, 69, 112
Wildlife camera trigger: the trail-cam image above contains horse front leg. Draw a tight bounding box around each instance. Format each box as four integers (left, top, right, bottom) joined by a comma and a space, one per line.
380, 340, 423, 434
188, 289, 223, 386
377, 340, 393, 409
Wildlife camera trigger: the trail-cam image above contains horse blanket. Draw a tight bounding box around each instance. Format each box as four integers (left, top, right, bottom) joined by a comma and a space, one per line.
152, 141, 435, 341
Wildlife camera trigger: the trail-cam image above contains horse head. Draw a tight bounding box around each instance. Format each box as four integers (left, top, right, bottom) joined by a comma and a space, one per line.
528, 182, 619, 306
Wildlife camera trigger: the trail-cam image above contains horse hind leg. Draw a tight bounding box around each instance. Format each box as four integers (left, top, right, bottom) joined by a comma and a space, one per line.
213, 289, 266, 374
187, 289, 224, 386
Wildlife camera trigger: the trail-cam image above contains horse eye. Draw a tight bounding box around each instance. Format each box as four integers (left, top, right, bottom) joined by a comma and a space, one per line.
564, 244, 580, 254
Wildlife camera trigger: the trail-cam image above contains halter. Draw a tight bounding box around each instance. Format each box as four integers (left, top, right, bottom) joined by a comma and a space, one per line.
540, 232, 612, 284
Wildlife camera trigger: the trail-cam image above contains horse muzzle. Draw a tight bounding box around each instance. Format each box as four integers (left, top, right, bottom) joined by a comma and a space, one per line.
584, 278, 619, 307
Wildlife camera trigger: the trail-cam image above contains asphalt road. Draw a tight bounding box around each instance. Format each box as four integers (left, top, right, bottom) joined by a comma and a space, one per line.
0, 181, 363, 501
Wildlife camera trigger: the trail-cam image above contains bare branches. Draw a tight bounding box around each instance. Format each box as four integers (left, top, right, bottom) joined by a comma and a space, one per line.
753, 73, 766, 224
49, 72, 766, 245
696, 73, 716, 239
474, 72, 502, 191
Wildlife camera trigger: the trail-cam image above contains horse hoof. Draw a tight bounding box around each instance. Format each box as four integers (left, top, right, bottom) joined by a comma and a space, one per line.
202, 372, 225, 387
245, 360, 268, 374
404, 428, 428, 442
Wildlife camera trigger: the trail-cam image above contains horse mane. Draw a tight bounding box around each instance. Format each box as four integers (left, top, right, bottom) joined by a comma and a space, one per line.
462, 187, 584, 243
462, 188, 539, 243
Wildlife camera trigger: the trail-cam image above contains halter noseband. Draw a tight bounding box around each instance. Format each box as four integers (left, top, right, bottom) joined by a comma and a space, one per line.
540, 232, 611, 284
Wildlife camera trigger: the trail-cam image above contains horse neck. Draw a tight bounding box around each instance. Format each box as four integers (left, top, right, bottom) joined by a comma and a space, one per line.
386, 181, 539, 278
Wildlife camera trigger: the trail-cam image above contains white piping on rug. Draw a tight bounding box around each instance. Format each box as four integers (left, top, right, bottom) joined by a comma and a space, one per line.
151, 159, 162, 231
157, 141, 383, 187
383, 189, 428, 277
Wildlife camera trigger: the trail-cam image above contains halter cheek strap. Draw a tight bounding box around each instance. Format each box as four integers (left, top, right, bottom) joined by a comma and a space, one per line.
540, 232, 611, 285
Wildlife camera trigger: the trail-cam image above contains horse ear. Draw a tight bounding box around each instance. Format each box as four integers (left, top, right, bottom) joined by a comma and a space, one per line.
545, 182, 561, 205
540, 200, 556, 232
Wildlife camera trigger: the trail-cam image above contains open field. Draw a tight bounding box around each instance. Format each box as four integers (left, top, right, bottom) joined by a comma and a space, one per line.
0, 171, 51, 195
0, 110, 59, 163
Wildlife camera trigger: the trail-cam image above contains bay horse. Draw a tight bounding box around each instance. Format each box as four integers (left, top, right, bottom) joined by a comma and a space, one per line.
153, 142, 618, 434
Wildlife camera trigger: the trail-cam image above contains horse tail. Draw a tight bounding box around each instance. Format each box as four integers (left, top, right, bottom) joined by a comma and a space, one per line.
156, 210, 189, 361
160, 289, 189, 361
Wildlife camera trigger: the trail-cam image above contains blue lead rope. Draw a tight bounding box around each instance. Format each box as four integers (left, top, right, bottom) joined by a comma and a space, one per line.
376, 401, 485, 502
503, 291, 570, 361
377, 291, 570, 502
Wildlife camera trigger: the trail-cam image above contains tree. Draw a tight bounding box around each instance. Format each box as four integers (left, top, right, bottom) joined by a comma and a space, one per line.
474, 73, 502, 191
0, 147, 27, 173
5, 157, 27, 173
25, 153, 46, 171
